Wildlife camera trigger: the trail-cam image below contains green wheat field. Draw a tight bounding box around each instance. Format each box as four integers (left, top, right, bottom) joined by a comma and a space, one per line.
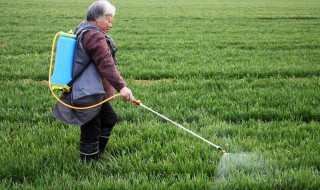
0, 0, 319, 189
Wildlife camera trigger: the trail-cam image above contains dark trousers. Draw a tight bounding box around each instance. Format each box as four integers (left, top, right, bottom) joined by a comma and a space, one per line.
79, 102, 118, 160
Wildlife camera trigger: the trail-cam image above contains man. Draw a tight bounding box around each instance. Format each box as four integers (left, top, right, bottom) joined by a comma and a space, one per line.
53, 0, 134, 161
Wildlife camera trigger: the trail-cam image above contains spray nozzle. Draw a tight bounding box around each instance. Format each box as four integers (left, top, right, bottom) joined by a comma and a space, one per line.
217, 146, 226, 155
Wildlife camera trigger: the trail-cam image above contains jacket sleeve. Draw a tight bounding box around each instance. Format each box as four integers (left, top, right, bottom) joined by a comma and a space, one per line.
81, 30, 126, 92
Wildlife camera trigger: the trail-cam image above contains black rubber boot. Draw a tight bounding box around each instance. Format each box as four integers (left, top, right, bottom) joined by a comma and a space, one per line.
79, 141, 99, 161
99, 127, 113, 155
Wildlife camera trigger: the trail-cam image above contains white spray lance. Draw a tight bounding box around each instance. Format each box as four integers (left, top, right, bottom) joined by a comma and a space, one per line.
133, 100, 227, 155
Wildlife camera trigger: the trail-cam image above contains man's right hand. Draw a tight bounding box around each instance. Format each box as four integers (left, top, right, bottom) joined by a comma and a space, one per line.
120, 87, 134, 101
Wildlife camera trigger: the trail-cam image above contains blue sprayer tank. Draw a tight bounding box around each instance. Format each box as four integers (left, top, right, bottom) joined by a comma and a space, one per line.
50, 32, 77, 90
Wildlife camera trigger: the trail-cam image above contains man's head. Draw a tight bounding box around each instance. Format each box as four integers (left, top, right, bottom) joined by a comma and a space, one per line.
87, 0, 115, 32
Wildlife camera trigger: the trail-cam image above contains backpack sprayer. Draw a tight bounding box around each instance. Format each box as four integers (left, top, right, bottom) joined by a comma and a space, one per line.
49, 31, 227, 155
49, 31, 76, 92
49, 31, 120, 110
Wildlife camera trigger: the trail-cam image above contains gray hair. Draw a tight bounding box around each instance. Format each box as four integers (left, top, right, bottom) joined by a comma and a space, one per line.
87, 0, 116, 21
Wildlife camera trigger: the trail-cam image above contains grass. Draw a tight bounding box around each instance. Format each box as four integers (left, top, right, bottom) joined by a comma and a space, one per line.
0, 0, 319, 189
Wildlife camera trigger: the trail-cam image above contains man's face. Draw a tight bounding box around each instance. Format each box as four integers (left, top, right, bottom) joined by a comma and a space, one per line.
97, 15, 114, 32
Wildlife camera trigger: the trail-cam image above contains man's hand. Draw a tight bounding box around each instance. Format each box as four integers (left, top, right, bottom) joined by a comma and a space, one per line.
120, 87, 134, 101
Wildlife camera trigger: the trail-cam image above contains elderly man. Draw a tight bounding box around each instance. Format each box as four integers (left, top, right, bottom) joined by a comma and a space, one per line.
53, 0, 134, 161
